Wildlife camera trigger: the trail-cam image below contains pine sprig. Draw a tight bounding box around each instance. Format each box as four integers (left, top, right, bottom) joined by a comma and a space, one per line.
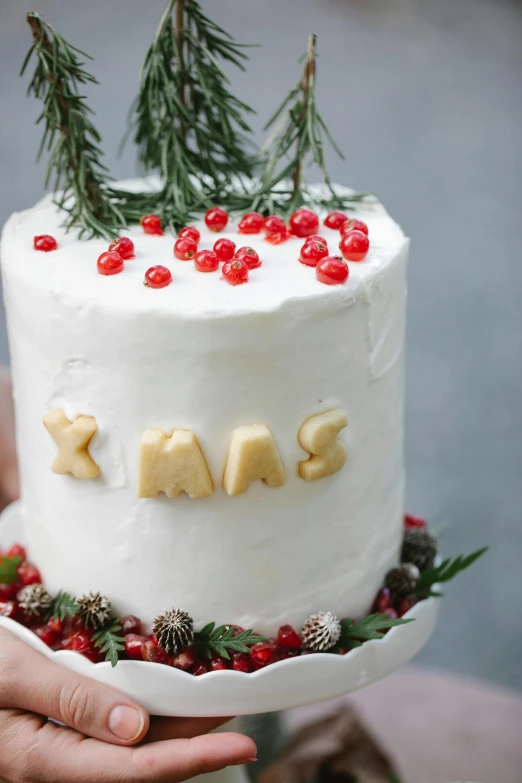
50, 590, 80, 621
21, 12, 127, 240
92, 622, 125, 668
332, 613, 414, 652
0, 555, 23, 585
194, 622, 268, 660
415, 547, 488, 600
127, 0, 256, 229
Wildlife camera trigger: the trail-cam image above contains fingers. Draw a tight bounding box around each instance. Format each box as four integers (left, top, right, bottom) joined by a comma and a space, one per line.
0, 628, 149, 745
0, 711, 257, 783
144, 716, 232, 743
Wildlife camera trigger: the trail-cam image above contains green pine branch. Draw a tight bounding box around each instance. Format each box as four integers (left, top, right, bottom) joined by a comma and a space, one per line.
127, 0, 256, 229
50, 590, 80, 621
332, 613, 414, 653
0, 555, 23, 585
194, 622, 268, 660
415, 547, 488, 600
21, 12, 128, 240
92, 622, 125, 668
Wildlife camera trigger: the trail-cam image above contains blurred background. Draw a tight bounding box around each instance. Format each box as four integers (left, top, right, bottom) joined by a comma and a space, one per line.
0, 0, 521, 699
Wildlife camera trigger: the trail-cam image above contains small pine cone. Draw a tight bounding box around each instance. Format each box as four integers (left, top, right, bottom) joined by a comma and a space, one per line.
77, 592, 113, 630
384, 564, 420, 598
401, 528, 438, 571
301, 611, 341, 652
17, 584, 53, 619
152, 608, 194, 655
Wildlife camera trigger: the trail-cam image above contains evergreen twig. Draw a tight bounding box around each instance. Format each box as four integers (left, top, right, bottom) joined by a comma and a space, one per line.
50, 590, 80, 621
415, 547, 488, 600
21, 12, 127, 240
0, 555, 23, 585
92, 622, 125, 668
331, 613, 414, 653
194, 622, 268, 660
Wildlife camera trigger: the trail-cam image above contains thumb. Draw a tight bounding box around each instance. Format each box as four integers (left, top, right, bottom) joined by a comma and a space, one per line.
0, 628, 149, 745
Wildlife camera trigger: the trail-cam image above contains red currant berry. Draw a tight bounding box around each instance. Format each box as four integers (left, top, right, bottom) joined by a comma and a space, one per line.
0, 600, 18, 619
108, 237, 135, 260
205, 207, 228, 233
324, 211, 347, 230
120, 615, 142, 635
265, 228, 291, 245
264, 215, 287, 236
124, 633, 149, 660
230, 651, 253, 673
6, 544, 26, 560
17, 561, 41, 586
238, 212, 264, 234
172, 646, 197, 671
144, 265, 172, 288
97, 251, 124, 276
213, 237, 236, 263
33, 235, 58, 252
289, 208, 319, 238
277, 625, 302, 649
34, 625, 59, 647
210, 656, 229, 671
234, 246, 261, 270
250, 641, 277, 669
141, 639, 174, 666
222, 258, 249, 286
372, 587, 392, 614
299, 240, 328, 267
339, 230, 369, 262
140, 214, 163, 235
404, 513, 427, 529
194, 249, 219, 273
316, 256, 349, 285
174, 237, 197, 261
340, 218, 369, 236
304, 235, 328, 245
178, 226, 200, 244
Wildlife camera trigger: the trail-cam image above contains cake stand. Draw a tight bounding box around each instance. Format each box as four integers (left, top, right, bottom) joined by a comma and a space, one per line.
0, 502, 439, 782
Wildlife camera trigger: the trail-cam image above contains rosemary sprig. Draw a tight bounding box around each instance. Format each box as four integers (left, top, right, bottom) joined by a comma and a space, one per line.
92, 622, 125, 668
415, 547, 488, 600
21, 12, 127, 240
0, 555, 23, 585
331, 613, 414, 653
127, 0, 256, 230
194, 622, 268, 660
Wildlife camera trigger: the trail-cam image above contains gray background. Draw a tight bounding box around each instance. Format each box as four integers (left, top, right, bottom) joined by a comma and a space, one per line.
0, 0, 521, 689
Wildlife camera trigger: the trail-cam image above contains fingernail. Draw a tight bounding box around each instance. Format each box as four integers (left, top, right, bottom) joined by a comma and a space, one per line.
238, 757, 258, 765
108, 705, 145, 742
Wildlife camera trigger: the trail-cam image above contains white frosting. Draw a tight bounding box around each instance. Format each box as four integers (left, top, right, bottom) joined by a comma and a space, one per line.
1, 182, 409, 634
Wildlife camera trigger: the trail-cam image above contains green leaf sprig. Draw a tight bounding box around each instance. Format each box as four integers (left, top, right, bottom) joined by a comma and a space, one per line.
92, 623, 126, 668
414, 546, 488, 600
194, 622, 268, 660
50, 590, 80, 621
0, 555, 23, 585
332, 613, 414, 653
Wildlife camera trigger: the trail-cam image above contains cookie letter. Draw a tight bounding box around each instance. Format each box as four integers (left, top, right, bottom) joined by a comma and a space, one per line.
298, 408, 348, 481
223, 425, 286, 496
138, 429, 214, 499
43, 409, 100, 480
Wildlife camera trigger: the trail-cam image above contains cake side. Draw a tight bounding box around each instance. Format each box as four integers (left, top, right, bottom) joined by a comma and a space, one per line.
0, 184, 408, 634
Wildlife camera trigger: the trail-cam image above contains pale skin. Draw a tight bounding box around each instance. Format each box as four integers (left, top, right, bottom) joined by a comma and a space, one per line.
0, 369, 257, 782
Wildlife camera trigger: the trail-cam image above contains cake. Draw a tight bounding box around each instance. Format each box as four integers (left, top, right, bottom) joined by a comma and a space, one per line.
0, 185, 408, 636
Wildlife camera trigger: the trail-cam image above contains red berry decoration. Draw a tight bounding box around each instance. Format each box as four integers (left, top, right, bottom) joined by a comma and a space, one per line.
194, 250, 219, 273
120, 615, 142, 635
277, 625, 302, 649
6, 544, 26, 560
0, 583, 20, 601
34, 625, 58, 648
372, 587, 392, 614
316, 255, 349, 285
340, 218, 369, 236
264, 215, 286, 236
210, 656, 229, 671
33, 235, 58, 252
404, 513, 427, 529
304, 234, 328, 245
174, 237, 197, 261
230, 651, 253, 673
193, 660, 211, 676
141, 639, 174, 666
265, 228, 291, 245
108, 237, 135, 260
140, 214, 163, 235
17, 561, 41, 586
235, 246, 261, 270
97, 251, 124, 276
213, 237, 236, 263
238, 212, 264, 234
222, 258, 249, 286
64, 631, 97, 662
398, 596, 418, 617
289, 208, 319, 238
124, 633, 149, 660
178, 226, 200, 244
339, 230, 370, 262
205, 207, 228, 233
324, 211, 347, 230
172, 647, 197, 671
299, 240, 328, 267
0, 600, 18, 619
250, 641, 277, 669
144, 265, 172, 289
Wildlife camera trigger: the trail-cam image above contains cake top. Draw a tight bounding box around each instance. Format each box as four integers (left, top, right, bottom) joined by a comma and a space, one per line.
1, 182, 407, 318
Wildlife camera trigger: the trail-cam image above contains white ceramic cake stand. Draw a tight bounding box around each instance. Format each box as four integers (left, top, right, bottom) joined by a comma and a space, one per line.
0, 502, 439, 782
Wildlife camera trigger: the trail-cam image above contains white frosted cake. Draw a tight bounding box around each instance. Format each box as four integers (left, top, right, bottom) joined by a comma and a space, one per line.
0, 183, 408, 636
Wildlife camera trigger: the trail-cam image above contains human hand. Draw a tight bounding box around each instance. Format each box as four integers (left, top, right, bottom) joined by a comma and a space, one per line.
0, 367, 18, 511
0, 627, 257, 782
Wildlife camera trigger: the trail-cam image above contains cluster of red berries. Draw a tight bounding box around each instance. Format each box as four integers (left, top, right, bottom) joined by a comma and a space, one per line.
0, 512, 425, 673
